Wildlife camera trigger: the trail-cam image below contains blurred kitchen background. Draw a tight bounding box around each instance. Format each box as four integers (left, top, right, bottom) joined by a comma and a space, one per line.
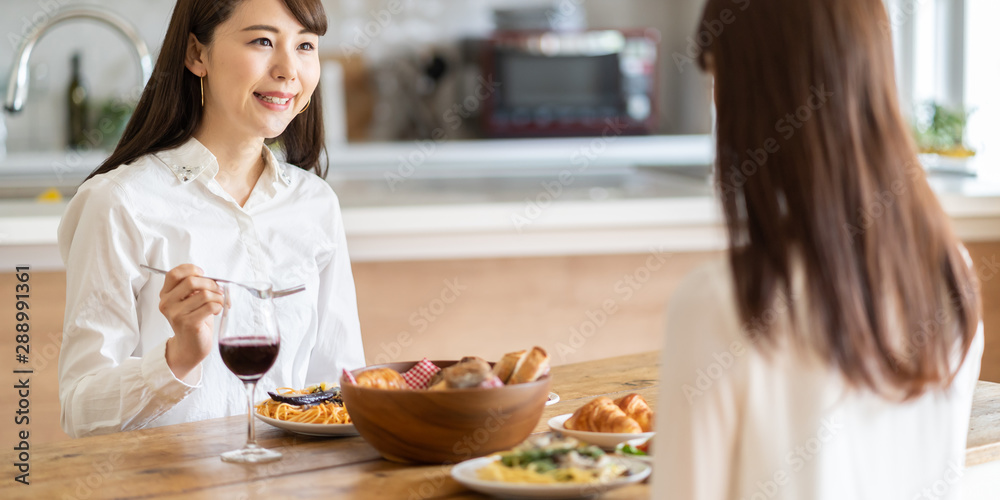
1, 0, 998, 156
0, 0, 714, 154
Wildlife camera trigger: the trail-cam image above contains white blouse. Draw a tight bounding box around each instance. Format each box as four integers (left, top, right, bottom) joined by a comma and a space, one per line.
57, 137, 365, 438
653, 258, 983, 500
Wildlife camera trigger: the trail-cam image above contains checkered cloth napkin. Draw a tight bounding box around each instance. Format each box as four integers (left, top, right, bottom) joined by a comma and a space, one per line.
401, 358, 441, 389
341, 368, 357, 384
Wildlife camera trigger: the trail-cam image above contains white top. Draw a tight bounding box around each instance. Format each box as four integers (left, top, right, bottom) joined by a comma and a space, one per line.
57, 138, 366, 438
653, 258, 984, 500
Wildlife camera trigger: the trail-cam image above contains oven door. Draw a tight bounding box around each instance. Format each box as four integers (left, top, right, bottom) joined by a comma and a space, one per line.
482, 30, 659, 138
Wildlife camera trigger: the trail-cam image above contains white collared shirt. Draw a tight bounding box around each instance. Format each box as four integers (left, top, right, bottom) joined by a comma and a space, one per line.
57, 137, 365, 438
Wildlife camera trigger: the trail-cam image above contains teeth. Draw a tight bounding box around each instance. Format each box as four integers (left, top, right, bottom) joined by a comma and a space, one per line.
255, 93, 290, 105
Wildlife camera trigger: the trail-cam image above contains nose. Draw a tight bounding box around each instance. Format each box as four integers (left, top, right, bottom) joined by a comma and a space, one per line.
270, 47, 297, 82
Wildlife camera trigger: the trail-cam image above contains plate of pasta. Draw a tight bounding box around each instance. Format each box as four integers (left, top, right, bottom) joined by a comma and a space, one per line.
450, 434, 650, 499
254, 383, 359, 437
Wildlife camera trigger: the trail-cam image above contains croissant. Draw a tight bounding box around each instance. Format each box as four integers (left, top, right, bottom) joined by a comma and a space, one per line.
564, 397, 643, 434
614, 394, 654, 432
355, 367, 408, 390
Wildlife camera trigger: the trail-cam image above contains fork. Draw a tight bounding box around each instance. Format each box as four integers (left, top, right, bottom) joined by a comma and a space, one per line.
139, 265, 305, 299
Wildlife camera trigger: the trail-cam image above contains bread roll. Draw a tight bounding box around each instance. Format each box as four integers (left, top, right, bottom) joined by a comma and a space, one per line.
492, 350, 526, 383
355, 367, 408, 390
428, 358, 501, 390
564, 397, 642, 433
508, 346, 550, 384
614, 394, 654, 432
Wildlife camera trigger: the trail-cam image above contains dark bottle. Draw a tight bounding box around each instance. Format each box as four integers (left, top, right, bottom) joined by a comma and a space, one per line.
68, 52, 89, 150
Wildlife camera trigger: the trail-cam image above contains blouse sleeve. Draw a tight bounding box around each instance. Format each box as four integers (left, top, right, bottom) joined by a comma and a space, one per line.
652, 262, 748, 500
57, 176, 201, 438
305, 190, 366, 383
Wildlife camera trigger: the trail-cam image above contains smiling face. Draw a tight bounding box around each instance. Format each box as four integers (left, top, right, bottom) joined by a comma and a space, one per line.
185, 0, 320, 141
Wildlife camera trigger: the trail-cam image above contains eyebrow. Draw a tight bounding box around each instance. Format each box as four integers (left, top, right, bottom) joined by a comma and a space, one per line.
241, 25, 316, 35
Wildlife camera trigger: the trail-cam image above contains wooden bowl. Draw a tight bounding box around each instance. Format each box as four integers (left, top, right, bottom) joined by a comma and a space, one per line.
340, 360, 551, 464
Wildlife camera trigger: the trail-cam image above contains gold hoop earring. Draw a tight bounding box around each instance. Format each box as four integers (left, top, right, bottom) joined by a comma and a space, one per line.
298, 98, 310, 114
200, 76, 204, 107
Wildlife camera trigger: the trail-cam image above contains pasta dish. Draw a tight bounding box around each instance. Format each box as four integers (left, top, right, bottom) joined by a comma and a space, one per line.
476, 434, 627, 484
255, 383, 351, 425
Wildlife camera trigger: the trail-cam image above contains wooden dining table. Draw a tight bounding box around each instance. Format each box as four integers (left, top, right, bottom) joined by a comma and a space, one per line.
13, 351, 1000, 499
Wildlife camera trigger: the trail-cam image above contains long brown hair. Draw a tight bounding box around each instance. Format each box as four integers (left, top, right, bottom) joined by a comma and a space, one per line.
85, 0, 328, 182
697, 0, 980, 399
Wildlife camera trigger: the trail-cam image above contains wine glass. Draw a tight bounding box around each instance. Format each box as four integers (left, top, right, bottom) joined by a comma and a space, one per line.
217, 281, 282, 463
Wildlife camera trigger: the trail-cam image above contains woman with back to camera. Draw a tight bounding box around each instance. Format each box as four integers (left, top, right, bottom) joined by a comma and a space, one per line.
654, 0, 983, 498
57, 0, 365, 438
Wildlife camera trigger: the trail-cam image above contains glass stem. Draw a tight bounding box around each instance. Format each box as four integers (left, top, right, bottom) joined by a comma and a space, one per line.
245, 380, 257, 448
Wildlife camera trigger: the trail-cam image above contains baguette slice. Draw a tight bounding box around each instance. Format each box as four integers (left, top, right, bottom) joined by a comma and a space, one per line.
492, 350, 527, 384
508, 346, 550, 384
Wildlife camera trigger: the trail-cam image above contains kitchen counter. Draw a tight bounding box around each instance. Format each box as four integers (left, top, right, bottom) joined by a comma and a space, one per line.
2, 135, 1000, 269
9, 351, 1000, 499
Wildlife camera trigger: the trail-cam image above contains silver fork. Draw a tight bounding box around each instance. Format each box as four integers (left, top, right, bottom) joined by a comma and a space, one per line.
139, 265, 305, 299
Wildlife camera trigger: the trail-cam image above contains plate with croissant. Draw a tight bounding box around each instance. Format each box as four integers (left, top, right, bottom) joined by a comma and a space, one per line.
548, 394, 655, 450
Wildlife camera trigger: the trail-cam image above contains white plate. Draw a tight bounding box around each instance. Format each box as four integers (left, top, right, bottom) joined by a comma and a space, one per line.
451, 455, 650, 499
546, 392, 561, 406
615, 438, 653, 464
548, 414, 654, 451
254, 401, 359, 437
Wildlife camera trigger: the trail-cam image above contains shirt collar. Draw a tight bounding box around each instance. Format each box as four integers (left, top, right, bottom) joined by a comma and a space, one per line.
154, 137, 292, 188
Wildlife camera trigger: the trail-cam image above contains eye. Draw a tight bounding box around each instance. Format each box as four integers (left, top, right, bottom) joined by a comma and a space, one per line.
251, 38, 273, 47
298, 42, 315, 51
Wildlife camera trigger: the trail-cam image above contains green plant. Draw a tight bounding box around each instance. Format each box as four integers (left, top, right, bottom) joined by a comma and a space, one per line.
913, 102, 975, 156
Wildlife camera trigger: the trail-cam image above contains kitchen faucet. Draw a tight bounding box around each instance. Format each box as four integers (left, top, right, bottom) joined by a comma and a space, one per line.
4, 5, 153, 114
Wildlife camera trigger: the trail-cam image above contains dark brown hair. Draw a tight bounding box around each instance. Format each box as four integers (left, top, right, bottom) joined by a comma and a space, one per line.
697, 0, 980, 399
85, 0, 328, 181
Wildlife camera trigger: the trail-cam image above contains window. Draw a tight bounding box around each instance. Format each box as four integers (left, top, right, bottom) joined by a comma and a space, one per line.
886, 0, 965, 115
887, 0, 1000, 166
964, 0, 1000, 159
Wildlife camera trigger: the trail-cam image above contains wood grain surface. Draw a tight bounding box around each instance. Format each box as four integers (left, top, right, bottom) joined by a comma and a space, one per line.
7, 351, 999, 498
0, 241, 996, 485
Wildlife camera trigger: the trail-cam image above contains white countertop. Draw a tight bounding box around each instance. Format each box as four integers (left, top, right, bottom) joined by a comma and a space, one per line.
2, 135, 1000, 270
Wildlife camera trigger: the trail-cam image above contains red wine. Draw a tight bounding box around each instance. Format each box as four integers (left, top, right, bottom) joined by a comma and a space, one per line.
219, 337, 279, 381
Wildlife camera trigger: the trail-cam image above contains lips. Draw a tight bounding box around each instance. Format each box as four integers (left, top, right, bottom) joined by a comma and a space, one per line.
253, 91, 295, 111
255, 94, 289, 105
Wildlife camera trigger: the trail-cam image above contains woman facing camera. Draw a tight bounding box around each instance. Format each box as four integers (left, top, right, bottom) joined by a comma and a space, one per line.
654, 0, 982, 498
57, 0, 364, 438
